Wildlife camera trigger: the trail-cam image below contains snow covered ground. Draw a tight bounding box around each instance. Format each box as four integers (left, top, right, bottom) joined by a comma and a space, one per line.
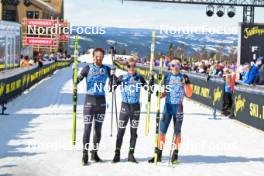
0, 54, 264, 176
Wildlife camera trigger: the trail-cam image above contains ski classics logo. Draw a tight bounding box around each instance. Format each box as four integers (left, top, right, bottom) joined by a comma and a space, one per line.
213, 87, 222, 106
0, 83, 5, 97
234, 95, 246, 116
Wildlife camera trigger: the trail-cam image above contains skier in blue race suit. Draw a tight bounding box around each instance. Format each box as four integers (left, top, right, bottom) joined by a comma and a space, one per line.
77, 48, 111, 165
112, 57, 154, 163
149, 58, 192, 164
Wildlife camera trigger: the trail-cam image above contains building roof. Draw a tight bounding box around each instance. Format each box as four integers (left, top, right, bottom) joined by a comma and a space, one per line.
32, 0, 60, 15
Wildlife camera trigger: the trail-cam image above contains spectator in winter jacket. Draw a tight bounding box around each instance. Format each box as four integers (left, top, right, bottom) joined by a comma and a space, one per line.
38, 52, 43, 68
254, 57, 264, 85
20, 56, 30, 67
237, 63, 258, 85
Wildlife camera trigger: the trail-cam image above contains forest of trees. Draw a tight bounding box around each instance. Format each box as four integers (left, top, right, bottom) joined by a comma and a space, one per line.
114, 41, 237, 65
167, 42, 238, 65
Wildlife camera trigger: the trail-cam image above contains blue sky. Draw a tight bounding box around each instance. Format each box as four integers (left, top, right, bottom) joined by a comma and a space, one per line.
64, 0, 264, 30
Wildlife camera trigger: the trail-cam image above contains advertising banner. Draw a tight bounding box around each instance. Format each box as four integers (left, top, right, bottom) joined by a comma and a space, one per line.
22, 19, 70, 51
25, 19, 55, 27
0, 61, 71, 105
239, 23, 264, 65
25, 37, 56, 46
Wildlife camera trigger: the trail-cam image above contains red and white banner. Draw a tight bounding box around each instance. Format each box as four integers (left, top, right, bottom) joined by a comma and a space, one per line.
23, 19, 70, 47
25, 37, 56, 46
26, 19, 55, 27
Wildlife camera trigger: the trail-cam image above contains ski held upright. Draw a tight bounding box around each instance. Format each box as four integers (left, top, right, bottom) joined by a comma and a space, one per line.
146, 31, 156, 136
154, 57, 164, 164
72, 35, 79, 146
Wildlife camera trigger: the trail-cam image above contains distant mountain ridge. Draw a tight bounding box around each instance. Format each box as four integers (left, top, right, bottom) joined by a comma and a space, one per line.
69, 27, 238, 57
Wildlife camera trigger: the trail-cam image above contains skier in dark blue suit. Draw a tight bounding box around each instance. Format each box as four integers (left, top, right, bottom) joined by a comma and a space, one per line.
77, 48, 111, 165
112, 57, 154, 163
149, 58, 192, 164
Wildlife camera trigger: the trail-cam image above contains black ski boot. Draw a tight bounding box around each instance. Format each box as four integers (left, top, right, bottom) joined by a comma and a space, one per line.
148, 148, 162, 163
82, 149, 89, 166
90, 150, 103, 162
112, 149, 121, 163
171, 150, 179, 164
128, 148, 138, 163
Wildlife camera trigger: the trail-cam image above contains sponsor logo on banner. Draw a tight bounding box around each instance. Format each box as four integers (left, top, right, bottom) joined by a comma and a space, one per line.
244, 26, 264, 39
26, 19, 54, 27
213, 87, 222, 106
234, 95, 246, 116
25, 37, 56, 46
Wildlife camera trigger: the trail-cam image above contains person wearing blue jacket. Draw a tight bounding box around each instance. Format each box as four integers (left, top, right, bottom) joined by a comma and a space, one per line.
254, 57, 264, 85
238, 63, 259, 85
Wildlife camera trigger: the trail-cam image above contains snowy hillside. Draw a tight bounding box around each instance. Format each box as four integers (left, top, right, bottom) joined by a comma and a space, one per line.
68, 27, 238, 57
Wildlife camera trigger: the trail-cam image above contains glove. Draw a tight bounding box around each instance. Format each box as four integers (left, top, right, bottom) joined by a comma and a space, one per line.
183, 74, 191, 84
206, 75, 211, 82
157, 74, 163, 81
109, 75, 118, 92
149, 76, 155, 87
156, 91, 166, 98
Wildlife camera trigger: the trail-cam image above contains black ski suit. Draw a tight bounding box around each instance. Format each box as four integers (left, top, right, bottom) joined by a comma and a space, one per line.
114, 73, 147, 150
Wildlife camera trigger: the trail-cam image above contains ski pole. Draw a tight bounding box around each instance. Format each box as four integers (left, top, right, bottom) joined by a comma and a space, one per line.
110, 90, 114, 137
154, 57, 164, 165
168, 134, 175, 165
114, 88, 119, 130
112, 53, 119, 131
213, 107, 217, 119
72, 35, 79, 146
110, 67, 117, 137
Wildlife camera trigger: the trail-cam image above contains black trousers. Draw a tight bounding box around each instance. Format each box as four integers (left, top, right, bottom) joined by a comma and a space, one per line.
83, 95, 106, 151
222, 92, 233, 112
115, 102, 140, 150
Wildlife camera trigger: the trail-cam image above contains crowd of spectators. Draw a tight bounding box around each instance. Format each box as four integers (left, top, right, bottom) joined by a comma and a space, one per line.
116, 55, 264, 117
190, 58, 264, 86
20, 51, 71, 68
128, 56, 264, 86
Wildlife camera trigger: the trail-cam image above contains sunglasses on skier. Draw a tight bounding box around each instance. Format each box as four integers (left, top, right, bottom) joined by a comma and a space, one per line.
170, 63, 181, 68
127, 64, 136, 69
